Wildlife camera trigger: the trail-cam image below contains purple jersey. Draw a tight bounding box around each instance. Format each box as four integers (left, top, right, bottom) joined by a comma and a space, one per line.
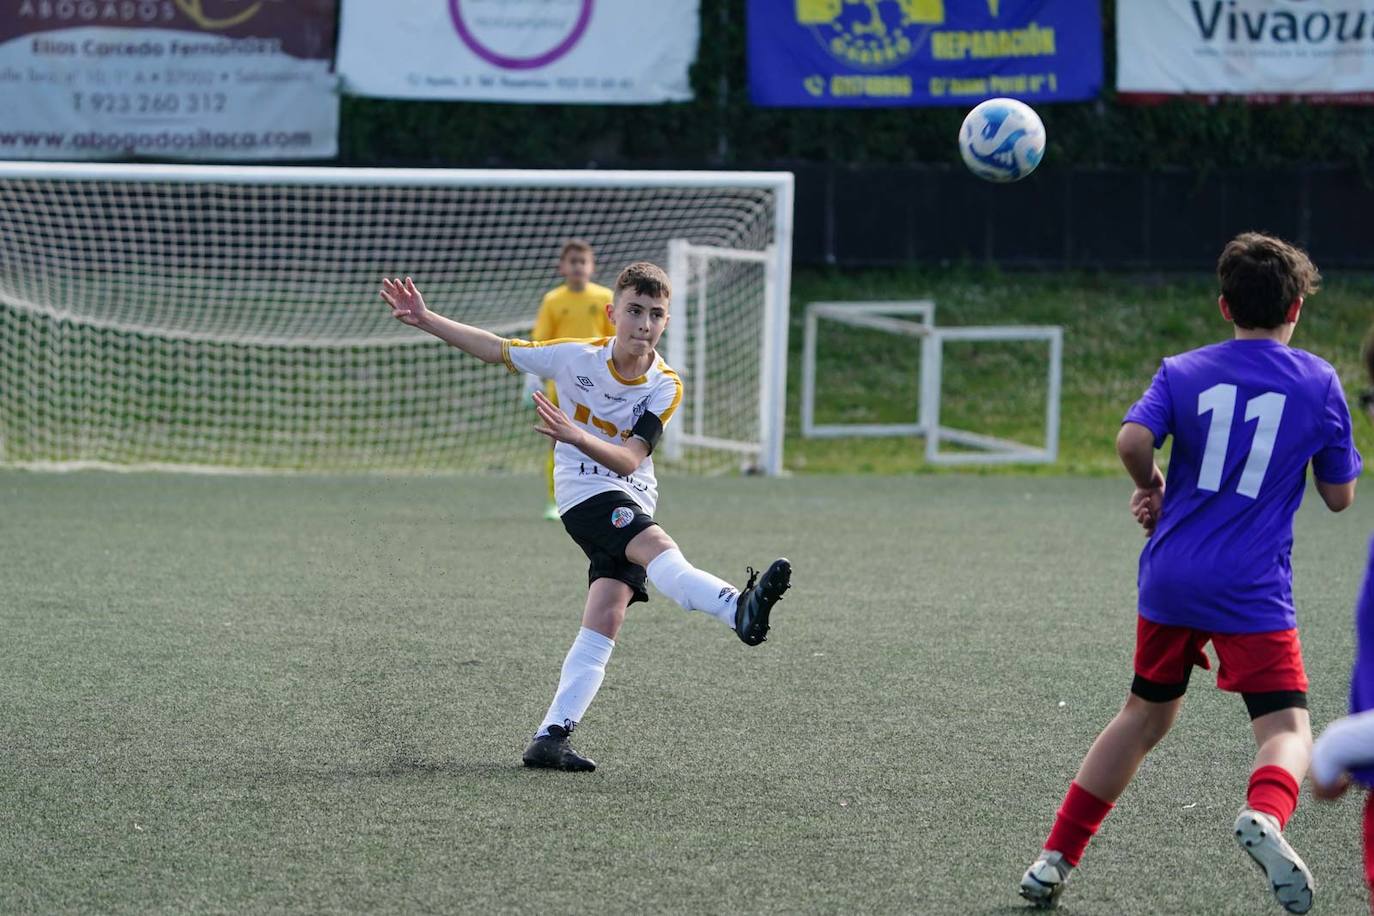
1124, 339, 1362, 634
1353, 536, 1374, 787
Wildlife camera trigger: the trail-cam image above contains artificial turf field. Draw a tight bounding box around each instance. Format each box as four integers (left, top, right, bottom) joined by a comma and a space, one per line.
3, 470, 1370, 915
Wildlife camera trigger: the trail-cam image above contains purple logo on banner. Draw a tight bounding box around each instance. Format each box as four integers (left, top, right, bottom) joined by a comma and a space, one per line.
449, 0, 594, 71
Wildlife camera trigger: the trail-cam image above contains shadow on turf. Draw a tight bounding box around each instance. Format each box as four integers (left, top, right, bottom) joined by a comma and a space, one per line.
255, 756, 541, 783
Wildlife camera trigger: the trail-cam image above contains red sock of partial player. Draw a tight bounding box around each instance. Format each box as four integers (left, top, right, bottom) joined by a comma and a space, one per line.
1362, 791, 1374, 897
1044, 782, 1115, 867
1246, 765, 1299, 828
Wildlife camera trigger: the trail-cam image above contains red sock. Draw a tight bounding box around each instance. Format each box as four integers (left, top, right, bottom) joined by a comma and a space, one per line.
1363, 791, 1374, 897
1044, 782, 1114, 867
1247, 765, 1299, 828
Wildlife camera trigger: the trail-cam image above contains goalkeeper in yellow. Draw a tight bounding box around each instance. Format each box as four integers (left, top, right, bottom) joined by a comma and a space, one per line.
526, 239, 615, 519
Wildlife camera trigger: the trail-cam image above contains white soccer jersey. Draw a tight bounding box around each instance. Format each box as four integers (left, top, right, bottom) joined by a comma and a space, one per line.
502, 336, 683, 515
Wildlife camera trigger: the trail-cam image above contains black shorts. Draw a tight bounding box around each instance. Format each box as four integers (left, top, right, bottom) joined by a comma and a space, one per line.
561, 491, 658, 605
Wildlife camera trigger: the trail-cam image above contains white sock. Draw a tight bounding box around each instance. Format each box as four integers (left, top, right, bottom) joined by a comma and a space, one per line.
645, 548, 738, 628
536, 627, 614, 738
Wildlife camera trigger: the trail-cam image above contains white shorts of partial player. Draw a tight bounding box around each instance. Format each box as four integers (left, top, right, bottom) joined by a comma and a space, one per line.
800, 301, 1063, 466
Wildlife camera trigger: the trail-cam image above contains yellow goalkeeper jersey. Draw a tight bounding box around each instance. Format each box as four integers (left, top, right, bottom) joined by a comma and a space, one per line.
532, 282, 615, 342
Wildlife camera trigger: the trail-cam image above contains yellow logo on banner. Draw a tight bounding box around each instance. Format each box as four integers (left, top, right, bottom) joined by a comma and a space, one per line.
174, 0, 264, 30
795, 0, 958, 69
797, 0, 945, 26
901, 0, 945, 23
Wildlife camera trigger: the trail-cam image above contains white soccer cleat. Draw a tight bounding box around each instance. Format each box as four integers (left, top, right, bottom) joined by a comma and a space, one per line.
1234, 808, 1314, 914
1019, 849, 1071, 909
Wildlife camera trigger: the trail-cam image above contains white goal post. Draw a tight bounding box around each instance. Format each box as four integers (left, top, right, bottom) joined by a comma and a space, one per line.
801, 300, 1063, 465
0, 163, 793, 476
663, 239, 787, 474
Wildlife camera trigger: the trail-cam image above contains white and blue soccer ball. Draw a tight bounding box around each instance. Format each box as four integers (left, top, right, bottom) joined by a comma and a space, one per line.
958, 98, 1046, 183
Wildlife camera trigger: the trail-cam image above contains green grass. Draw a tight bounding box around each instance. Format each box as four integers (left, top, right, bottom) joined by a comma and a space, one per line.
787, 267, 1374, 475
2, 470, 1370, 914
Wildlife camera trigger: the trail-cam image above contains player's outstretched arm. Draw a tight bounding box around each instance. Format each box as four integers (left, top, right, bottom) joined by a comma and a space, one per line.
532, 390, 648, 477
380, 276, 504, 365
1311, 708, 1374, 799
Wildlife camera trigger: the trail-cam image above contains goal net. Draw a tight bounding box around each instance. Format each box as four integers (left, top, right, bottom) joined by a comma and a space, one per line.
0, 164, 792, 475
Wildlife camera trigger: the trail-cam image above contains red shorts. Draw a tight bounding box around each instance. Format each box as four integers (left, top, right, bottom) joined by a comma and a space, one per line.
1133, 616, 1309, 695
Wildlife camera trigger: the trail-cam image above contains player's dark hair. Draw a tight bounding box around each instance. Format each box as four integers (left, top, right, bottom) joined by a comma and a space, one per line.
1216, 232, 1320, 329
614, 261, 671, 301
560, 238, 594, 261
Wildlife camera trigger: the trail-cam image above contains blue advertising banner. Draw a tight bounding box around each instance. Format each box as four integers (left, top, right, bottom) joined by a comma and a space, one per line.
748, 0, 1102, 107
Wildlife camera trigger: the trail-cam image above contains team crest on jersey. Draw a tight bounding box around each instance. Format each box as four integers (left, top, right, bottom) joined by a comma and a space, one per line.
610, 506, 635, 529
632, 395, 650, 419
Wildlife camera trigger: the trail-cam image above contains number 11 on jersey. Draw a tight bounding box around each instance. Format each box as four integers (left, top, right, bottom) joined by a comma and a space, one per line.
1197, 383, 1287, 499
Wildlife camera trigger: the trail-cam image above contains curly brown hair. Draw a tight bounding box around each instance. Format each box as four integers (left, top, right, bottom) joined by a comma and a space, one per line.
1216, 232, 1320, 329
614, 261, 671, 301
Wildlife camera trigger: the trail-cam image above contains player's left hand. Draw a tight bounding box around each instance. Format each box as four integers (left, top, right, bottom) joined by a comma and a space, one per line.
1130, 485, 1164, 535
1130, 466, 1165, 535
532, 390, 583, 446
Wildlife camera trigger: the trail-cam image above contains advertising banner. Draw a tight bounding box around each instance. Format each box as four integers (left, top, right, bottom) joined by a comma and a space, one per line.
1118, 0, 1374, 102
747, 0, 1102, 108
0, 1, 339, 161
337, 0, 698, 104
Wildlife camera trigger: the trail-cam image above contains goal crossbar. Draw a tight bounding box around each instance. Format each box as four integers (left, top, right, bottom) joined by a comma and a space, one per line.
0, 161, 794, 191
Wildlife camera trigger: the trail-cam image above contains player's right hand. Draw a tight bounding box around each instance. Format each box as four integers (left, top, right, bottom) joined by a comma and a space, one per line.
380, 276, 429, 327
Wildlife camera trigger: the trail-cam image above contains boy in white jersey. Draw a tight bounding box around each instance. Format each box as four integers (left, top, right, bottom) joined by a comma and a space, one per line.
379, 263, 792, 771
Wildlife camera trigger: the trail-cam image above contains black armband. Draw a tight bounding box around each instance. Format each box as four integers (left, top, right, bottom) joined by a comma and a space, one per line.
631, 410, 665, 453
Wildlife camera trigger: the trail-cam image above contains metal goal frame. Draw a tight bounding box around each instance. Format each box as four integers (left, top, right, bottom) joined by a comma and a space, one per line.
800, 300, 1063, 465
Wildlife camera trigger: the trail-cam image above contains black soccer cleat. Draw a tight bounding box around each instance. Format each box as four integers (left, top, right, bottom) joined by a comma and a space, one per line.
734, 558, 791, 646
522, 724, 596, 772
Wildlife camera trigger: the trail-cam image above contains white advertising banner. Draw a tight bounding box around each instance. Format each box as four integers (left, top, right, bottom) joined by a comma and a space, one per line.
337, 0, 698, 104
0, 1, 339, 161
1118, 0, 1374, 99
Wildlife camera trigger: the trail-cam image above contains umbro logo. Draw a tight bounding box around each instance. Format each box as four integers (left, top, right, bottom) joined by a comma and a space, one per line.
576, 375, 594, 390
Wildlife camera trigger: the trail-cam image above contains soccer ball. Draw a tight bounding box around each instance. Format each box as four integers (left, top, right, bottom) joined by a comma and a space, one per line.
958, 98, 1046, 183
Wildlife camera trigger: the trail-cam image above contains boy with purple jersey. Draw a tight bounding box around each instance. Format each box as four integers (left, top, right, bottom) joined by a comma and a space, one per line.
1310, 337, 1374, 909
1020, 233, 1362, 913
